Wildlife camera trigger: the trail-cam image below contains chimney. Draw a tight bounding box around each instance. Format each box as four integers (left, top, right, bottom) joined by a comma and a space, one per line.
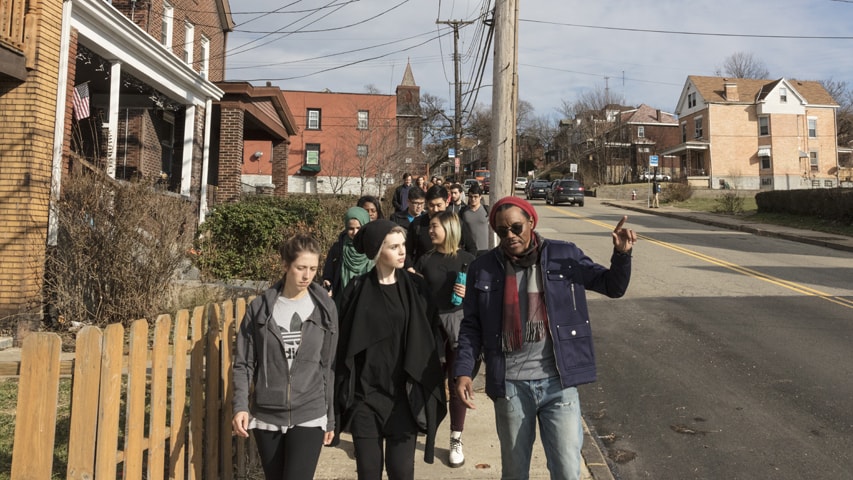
656, 109, 662, 122
724, 82, 739, 101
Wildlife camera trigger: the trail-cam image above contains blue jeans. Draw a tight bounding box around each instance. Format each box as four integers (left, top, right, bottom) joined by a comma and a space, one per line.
493, 378, 583, 480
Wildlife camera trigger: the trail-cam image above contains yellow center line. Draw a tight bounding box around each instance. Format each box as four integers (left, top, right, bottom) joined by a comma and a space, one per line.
545, 205, 853, 310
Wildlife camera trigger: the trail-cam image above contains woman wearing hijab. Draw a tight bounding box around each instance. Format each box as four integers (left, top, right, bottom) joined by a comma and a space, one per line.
323, 206, 374, 298
334, 220, 447, 480
232, 233, 338, 480
413, 210, 475, 468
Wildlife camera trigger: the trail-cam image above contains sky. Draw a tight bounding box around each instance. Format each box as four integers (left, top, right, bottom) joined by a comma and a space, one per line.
224, 0, 853, 123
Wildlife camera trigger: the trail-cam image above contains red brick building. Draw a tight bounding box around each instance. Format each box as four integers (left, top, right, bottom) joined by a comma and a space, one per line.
282, 63, 426, 199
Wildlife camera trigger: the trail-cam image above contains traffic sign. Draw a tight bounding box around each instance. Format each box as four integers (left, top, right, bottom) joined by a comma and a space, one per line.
649, 155, 659, 167
570, 163, 578, 173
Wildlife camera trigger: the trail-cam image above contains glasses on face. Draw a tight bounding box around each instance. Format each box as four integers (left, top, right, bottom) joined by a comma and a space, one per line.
494, 223, 525, 238
411, 201, 425, 207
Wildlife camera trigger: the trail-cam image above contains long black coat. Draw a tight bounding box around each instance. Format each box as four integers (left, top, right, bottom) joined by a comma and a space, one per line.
334, 268, 447, 463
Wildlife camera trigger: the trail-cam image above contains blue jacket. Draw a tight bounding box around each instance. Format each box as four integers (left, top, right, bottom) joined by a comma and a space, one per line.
454, 238, 631, 398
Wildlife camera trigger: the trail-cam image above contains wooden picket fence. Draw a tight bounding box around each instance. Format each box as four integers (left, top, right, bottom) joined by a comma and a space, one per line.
8, 297, 255, 479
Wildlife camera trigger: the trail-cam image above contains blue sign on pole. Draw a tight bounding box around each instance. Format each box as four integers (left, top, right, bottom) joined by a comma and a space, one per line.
448, 148, 456, 159
649, 155, 659, 167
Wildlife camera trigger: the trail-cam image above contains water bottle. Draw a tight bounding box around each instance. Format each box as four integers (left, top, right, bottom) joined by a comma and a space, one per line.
450, 263, 468, 306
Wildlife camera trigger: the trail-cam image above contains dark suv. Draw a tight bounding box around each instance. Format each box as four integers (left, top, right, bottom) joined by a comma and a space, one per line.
525, 179, 551, 200
545, 179, 585, 206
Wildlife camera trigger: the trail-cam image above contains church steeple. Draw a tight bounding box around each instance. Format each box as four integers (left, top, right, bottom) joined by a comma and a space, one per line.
396, 60, 420, 117
400, 61, 416, 87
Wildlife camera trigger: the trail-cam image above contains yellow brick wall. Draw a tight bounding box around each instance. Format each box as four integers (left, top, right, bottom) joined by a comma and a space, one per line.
0, 0, 63, 334
699, 103, 839, 189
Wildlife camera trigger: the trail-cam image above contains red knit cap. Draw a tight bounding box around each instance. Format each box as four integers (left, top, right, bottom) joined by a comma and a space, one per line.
488, 196, 538, 230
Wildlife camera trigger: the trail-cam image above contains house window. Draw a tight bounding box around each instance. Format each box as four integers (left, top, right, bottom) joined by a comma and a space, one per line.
687, 92, 696, 109
637, 126, 645, 138
406, 127, 415, 148
307, 109, 321, 130
758, 116, 770, 136
809, 151, 819, 171
780, 87, 787, 103
824, 180, 834, 187
303, 144, 321, 172
808, 117, 817, 138
357, 144, 368, 157
161, 2, 174, 48
183, 22, 194, 65
681, 122, 687, 143
761, 177, 773, 186
694, 117, 703, 139
199, 36, 209, 79
760, 156, 771, 169
357, 111, 368, 130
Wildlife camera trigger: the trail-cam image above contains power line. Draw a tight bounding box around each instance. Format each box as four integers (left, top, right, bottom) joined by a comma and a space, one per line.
231, 31, 449, 82
521, 19, 853, 40
227, 29, 443, 70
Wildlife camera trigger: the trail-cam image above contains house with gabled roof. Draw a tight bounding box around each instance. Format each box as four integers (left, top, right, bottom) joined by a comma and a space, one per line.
663, 75, 840, 190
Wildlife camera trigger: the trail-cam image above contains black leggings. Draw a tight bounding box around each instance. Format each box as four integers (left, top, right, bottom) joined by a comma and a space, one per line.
352, 432, 417, 480
252, 426, 325, 480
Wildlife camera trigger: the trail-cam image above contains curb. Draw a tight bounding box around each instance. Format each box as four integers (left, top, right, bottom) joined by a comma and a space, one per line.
581, 417, 616, 480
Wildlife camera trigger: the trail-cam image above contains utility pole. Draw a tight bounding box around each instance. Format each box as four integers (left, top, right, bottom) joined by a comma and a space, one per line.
490, 0, 519, 203
436, 19, 474, 179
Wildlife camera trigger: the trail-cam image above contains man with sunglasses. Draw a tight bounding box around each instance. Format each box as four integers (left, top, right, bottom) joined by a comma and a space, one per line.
454, 196, 636, 480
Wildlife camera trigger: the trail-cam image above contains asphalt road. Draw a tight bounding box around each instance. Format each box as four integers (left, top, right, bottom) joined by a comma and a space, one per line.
530, 197, 853, 479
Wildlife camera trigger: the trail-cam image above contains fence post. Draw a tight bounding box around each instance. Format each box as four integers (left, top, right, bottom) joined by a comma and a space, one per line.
11, 333, 62, 479
171, 309, 191, 480
148, 314, 172, 480
67, 326, 104, 479
94, 323, 125, 479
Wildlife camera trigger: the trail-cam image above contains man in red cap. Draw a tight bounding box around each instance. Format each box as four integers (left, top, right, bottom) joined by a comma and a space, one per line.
454, 196, 636, 480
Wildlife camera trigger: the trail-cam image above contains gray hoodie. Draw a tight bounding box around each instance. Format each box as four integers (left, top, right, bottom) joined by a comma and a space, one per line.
232, 281, 338, 431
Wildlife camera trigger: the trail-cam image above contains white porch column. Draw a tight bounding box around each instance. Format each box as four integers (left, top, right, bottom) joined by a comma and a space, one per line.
199, 99, 212, 223
106, 61, 121, 178
181, 104, 196, 196
48, 0, 74, 246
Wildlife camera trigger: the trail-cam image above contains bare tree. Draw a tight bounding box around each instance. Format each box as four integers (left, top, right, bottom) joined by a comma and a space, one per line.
820, 78, 853, 147
555, 85, 629, 184
714, 51, 770, 79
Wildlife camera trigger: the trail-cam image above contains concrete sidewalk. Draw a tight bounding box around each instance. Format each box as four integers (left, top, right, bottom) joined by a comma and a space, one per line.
313, 374, 614, 479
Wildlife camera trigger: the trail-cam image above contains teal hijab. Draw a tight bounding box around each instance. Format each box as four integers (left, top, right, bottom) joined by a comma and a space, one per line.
341, 207, 373, 288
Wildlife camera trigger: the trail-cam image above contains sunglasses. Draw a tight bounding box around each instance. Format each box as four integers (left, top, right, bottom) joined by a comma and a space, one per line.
494, 223, 526, 238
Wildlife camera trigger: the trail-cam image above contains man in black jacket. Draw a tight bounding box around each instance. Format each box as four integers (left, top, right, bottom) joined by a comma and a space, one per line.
392, 172, 413, 213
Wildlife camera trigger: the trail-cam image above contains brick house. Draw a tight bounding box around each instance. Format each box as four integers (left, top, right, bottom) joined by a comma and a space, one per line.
0, 0, 65, 338
0, 0, 234, 340
552, 104, 678, 184
282, 62, 426, 199
606, 104, 680, 182
663, 76, 840, 190
212, 82, 297, 202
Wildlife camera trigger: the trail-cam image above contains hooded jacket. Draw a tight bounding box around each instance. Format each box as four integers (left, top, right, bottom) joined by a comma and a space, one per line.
233, 281, 338, 432
454, 238, 631, 398
334, 268, 447, 463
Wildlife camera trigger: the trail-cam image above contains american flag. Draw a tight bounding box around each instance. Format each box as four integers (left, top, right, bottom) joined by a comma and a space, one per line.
72, 82, 90, 121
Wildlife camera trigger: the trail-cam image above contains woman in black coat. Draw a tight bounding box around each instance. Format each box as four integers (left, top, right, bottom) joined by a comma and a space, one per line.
334, 220, 447, 480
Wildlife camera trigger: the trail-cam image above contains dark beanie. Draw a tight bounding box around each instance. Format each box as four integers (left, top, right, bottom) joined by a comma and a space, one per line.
489, 196, 539, 230
353, 219, 398, 259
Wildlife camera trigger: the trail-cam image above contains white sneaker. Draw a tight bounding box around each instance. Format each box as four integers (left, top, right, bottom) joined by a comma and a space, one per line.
449, 432, 464, 468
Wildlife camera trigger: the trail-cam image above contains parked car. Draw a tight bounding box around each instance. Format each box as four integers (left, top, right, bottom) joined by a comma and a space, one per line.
482, 176, 490, 194
640, 172, 671, 181
545, 179, 585, 206
525, 179, 551, 200
515, 177, 529, 190
463, 178, 479, 191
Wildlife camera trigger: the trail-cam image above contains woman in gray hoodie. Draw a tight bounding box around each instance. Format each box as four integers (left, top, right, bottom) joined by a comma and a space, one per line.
232, 233, 339, 480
